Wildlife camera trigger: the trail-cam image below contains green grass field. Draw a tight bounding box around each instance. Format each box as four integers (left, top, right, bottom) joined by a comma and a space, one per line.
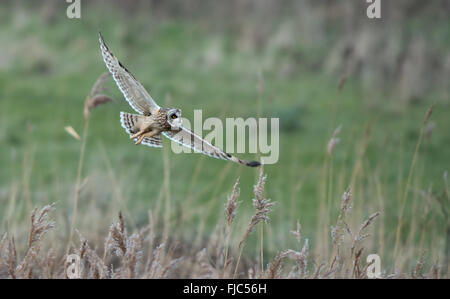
0, 2, 449, 276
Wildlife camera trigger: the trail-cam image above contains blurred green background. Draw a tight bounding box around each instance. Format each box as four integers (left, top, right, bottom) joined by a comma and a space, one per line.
0, 0, 449, 270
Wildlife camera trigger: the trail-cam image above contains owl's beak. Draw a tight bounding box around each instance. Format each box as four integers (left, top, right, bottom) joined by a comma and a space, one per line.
171, 118, 182, 130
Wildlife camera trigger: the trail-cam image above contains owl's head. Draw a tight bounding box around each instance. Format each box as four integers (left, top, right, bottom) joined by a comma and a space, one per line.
167, 108, 182, 130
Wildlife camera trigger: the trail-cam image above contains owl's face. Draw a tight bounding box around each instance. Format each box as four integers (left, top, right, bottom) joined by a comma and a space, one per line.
167, 108, 182, 130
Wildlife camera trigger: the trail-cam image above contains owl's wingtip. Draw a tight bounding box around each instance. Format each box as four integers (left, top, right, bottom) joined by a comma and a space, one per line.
247, 160, 261, 167
98, 31, 105, 44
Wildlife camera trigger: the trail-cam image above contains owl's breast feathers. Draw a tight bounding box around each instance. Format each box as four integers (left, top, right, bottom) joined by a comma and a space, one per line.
154, 108, 171, 131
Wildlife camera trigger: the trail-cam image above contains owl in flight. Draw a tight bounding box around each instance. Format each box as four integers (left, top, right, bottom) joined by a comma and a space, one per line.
99, 33, 260, 167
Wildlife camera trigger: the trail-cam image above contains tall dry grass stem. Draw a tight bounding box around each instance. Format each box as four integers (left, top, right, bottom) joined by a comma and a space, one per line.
394, 104, 434, 261
66, 73, 112, 254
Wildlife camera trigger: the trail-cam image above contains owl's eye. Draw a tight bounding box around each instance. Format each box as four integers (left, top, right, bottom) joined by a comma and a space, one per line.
171, 114, 178, 120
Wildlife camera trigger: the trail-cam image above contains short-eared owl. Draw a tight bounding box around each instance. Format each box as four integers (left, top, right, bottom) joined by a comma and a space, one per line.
99, 33, 260, 167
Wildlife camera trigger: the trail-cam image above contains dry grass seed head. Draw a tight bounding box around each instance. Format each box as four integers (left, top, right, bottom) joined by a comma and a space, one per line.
195, 248, 219, 278
28, 203, 56, 249
240, 168, 275, 247
262, 252, 285, 279
84, 72, 113, 120
225, 177, 241, 226
106, 212, 127, 257
327, 125, 342, 155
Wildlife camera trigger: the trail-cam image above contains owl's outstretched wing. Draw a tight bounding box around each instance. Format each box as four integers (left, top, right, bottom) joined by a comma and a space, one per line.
162, 127, 260, 167
99, 32, 160, 115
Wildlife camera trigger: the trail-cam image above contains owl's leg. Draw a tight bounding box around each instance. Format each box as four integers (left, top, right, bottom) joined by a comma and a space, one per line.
135, 130, 158, 145
130, 130, 145, 140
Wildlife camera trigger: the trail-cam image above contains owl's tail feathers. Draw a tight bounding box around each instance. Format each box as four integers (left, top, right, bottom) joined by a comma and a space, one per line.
119, 111, 141, 135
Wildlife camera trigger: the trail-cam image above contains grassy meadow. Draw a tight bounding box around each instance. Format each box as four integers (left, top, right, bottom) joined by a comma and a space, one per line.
0, 1, 449, 278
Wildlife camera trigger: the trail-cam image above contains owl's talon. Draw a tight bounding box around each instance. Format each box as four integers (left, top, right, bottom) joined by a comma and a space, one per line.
130, 131, 142, 139
135, 134, 145, 145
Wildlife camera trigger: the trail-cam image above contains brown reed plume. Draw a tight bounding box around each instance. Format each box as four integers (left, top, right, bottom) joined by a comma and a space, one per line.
223, 177, 241, 275
66, 73, 114, 254
1, 203, 56, 278
233, 168, 275, 278
83, 72, 114, 121
0, 182, 445, 278
281, 222, 310, 278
